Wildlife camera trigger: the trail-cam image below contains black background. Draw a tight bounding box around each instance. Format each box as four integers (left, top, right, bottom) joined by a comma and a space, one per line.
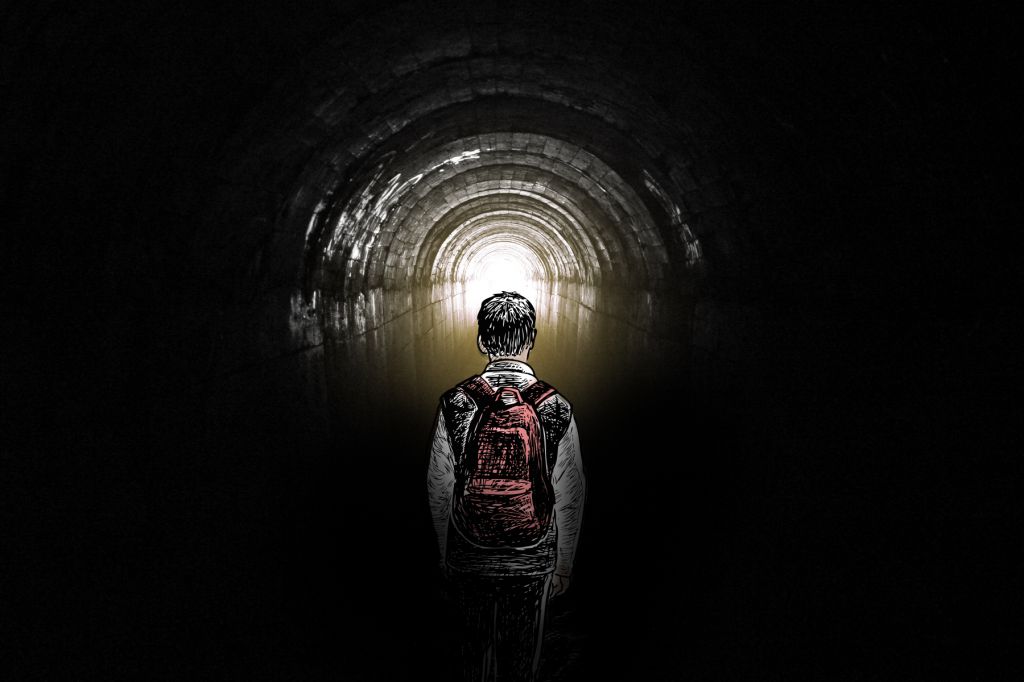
2, 1, 1018, 679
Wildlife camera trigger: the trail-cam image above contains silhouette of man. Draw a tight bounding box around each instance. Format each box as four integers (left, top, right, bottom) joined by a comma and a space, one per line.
427, 291, 586, 682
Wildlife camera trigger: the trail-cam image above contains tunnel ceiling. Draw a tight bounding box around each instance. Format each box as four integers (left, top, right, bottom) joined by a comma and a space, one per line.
203, 1, 762, 346
296, 40, 709, 298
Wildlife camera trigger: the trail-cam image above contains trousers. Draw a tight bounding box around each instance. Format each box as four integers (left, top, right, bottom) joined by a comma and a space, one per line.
449, 572, 552, 682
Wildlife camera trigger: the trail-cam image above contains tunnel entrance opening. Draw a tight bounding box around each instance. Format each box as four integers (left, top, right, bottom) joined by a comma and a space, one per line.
458, 239, 543, 316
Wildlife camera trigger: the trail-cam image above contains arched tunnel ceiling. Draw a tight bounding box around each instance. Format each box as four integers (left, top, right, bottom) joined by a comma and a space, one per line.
300, 85, 706, 304
212, 5, 749, 336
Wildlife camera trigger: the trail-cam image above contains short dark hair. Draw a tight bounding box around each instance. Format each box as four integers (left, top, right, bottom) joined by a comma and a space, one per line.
477, 291, 536, 356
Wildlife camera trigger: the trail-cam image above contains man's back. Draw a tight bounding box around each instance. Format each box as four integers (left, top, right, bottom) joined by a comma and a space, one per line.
434, 359, 577, 576
425, 291, 585, 682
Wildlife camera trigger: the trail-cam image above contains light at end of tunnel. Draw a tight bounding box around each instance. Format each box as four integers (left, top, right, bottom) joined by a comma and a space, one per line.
462, 242, 543, 316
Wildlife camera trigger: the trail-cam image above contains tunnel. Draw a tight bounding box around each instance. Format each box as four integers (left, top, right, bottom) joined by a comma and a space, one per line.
3, 2, 1016, 680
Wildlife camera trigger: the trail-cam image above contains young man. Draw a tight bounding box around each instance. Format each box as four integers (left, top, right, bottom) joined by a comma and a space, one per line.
427, 291, 586, 682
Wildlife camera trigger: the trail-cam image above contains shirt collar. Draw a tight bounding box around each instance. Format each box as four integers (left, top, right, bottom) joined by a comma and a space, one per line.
484, 359, 535, 375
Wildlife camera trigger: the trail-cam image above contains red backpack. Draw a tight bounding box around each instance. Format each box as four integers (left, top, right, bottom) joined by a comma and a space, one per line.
452, 376, 557, 548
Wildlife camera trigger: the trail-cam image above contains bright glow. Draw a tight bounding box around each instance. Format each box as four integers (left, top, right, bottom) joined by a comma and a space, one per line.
483, 253, 523, 285
461, 240, 543, 317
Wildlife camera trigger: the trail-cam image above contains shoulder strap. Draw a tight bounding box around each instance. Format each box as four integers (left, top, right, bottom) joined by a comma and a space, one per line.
459, 375, 495, 407
522, 379, 556, 407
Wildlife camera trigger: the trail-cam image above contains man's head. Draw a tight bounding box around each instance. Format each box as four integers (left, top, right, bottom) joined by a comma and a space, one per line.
477, 291, 537, 360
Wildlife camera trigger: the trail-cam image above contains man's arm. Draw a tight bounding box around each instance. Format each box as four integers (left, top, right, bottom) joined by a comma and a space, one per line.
551, 414, 586, 595
426, 406, 456, 566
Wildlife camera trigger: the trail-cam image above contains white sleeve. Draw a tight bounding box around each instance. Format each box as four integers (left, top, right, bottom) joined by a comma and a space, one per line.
552, 415, 586, 577
426, 407, 456, 562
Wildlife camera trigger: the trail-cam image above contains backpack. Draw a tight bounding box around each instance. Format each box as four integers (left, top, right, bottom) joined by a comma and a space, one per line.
451, 375, 557, 548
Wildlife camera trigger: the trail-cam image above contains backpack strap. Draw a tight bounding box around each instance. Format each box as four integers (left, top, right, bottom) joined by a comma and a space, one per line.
459, 375, 495, 407
522, 379, 556, 407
